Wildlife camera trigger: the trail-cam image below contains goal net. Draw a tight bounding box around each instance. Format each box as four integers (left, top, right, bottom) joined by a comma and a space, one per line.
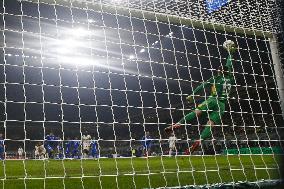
0, 0, 283, 188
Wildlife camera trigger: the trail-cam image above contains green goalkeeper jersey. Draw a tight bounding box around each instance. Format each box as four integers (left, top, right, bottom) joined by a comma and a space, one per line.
192, 55, 234, 102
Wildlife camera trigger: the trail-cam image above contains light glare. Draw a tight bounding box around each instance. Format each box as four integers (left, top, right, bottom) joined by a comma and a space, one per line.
58, 56, 96, 66
140, 49, 145, 53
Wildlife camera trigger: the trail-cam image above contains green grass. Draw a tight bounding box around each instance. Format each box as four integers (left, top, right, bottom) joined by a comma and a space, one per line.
0, 155, 281, 189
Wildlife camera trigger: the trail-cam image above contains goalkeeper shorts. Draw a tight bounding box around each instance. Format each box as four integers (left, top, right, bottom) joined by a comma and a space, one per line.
196, 97, 225, 125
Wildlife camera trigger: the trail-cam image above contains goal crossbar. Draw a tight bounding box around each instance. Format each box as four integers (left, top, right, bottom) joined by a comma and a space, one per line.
24, 0, 275, 38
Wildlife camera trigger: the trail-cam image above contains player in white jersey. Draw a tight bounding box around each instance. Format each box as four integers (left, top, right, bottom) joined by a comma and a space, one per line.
82, 134, 91, 158
35, 142, 46, 159
18, 147, 24, 159
168, 132, 177, 156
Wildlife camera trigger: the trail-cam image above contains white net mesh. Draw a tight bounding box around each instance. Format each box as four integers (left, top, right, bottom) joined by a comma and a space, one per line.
95, 0, 279, 32
0, 0, 283, 188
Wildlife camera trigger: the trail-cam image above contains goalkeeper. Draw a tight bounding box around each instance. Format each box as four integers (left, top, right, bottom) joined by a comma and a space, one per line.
165, 40, 237, 153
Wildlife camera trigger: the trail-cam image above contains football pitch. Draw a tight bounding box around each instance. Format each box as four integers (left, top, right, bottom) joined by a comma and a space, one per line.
0, 155, 281, 189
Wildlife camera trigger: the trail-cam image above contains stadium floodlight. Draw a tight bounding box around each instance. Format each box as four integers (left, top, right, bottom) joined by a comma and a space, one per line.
54, 40, 76, 55
54, 38, 91, 55
87, 19, 96, 23
58, 56, 97, 66
68, 27, 91, 38
110, 0, 123, 3
56, 47, 72, 55
129, 55, 135, 60
140, 49, 145, 53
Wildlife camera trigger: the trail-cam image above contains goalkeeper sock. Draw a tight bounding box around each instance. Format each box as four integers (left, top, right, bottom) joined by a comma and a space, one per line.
189, 140, 201, 154
200, 125, 212, 140
178, 111, 196, 124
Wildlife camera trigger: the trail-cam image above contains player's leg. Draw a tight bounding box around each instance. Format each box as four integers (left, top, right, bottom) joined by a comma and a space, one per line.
40, 153, 44, 159
85, 149, 89, 158
86, 149, 89, 158
143, 145, 150, 157
165, 106, 204, 132
146, 149, 150, 157
147, 144, 152, 157
143, 146, 147, 157
74, 149, 80, 159
36, 150, 39, 159
189, 120, 215, 154
189, 100, 225, 154
36, 151, 39, 159
46, 145, 53, 159
202, 100, 225, 140
174, 144, 178, 156
72, 150, 76, 158
83, 149, 89, 158
43, 149, 47, 159
170, 145, 177, 156
82, 149, 86, 158
74, 150, 78, 158
142, 146, 145, 157
49, 150, 53, 159
178, 109, 203, 125
57, 147, 63, 159
92, 149, 98, 159
83, 149, 87, 158
0, 147, 4, 160
65, 147, 70, 158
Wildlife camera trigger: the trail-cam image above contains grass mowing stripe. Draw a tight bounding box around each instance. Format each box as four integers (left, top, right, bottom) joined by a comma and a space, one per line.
0, 155, 280, 188
1, 165, 279, 179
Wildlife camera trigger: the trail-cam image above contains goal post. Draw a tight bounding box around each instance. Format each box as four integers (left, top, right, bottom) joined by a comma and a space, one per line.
269, 35, 284, 117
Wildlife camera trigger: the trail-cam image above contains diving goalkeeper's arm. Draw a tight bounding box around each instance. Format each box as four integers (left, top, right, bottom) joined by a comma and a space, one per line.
187, 40, 236, 102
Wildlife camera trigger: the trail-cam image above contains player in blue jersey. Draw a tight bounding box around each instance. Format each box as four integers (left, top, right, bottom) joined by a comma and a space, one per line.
53, 136, 60, 150
90, 139, 98, 159
64, 137, 73, 158
72, 137, 81, 159
45, 132, 56, 158
141, 131, 152, 157
0, 133, 4, 160
56, 139, 64, 159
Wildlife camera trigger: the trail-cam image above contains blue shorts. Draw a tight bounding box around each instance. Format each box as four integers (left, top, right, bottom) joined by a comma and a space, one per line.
143, 145, 151, 150
72, 150, 79, 155
46, 145, 53, 152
